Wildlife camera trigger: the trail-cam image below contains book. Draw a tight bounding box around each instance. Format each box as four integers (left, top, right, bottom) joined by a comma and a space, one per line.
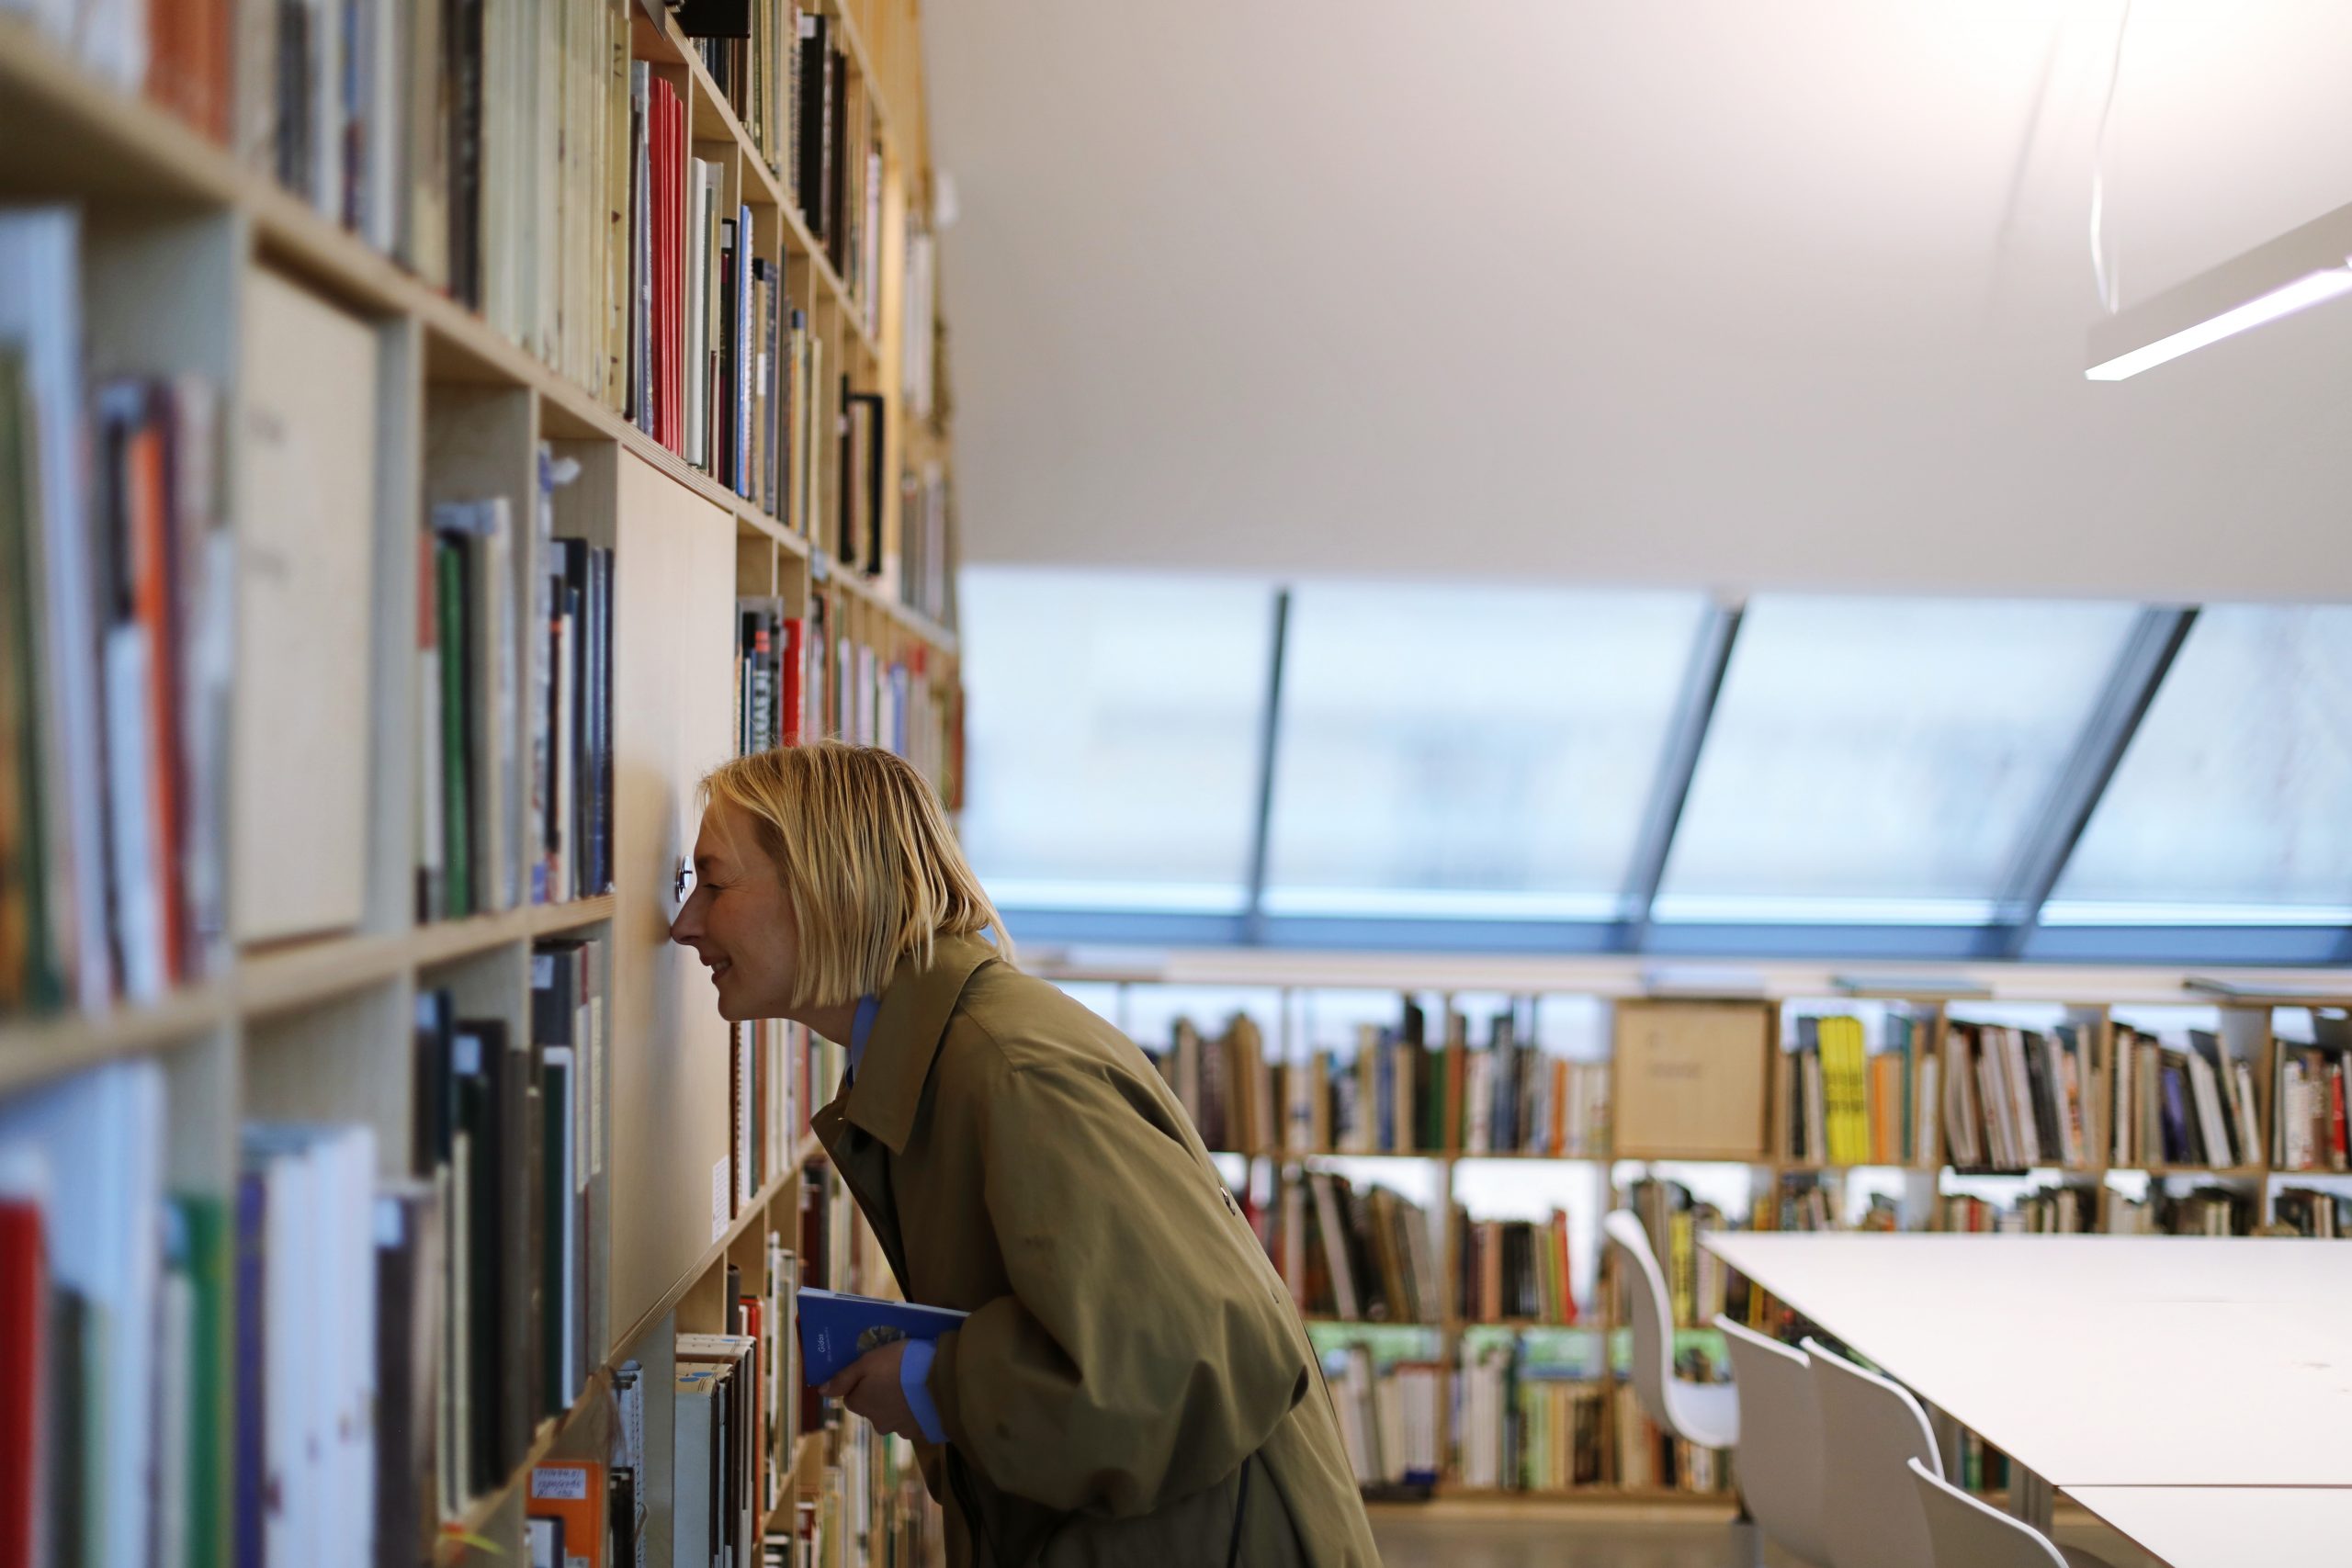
527, 1461, 607, 1568
795, 1287, 967, 1386
232, 268, 379, 945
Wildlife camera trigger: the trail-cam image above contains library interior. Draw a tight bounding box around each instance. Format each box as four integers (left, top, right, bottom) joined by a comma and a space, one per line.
3, 3, 2351, 1566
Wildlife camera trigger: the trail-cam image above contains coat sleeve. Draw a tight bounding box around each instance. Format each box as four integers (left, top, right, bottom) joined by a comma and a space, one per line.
924, 1060, 1310, 1517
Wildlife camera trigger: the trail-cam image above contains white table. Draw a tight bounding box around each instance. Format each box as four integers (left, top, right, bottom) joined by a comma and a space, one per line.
1701, 1234, 2352, 1563
2066, 1487, 2352, 1568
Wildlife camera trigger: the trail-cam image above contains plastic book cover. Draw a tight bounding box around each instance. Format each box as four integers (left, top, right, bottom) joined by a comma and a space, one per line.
796, 1287, 967, 1386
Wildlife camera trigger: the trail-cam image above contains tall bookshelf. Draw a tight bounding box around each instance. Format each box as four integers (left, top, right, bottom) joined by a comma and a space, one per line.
0, 2, 956, 1564
1039, 960, 2352, 1512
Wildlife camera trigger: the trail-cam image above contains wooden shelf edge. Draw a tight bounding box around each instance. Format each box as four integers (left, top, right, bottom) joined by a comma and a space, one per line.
0, 984, 233, 1094
609, 1167, 798, 1371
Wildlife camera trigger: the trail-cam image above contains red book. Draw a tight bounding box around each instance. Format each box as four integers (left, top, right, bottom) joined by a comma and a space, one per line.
778, 618, 806, 745
0, 1201, 43, 1568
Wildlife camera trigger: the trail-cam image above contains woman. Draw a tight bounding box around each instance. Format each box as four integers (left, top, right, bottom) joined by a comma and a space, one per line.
668, 741, 1379, 1567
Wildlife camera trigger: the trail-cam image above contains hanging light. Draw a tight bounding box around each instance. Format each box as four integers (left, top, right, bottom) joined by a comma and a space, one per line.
2086, 203, 2352, 380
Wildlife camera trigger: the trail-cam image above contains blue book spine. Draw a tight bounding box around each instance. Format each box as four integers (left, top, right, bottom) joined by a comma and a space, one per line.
233, 1170, 266, 1568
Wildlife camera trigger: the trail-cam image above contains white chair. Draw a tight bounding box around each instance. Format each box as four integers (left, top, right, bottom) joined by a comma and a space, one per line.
1716, 1315, 1826, 1566
1909, 1457, 2115, 1568
1602, 1210, 1737, 1449
1803, 1337, 1942, 1568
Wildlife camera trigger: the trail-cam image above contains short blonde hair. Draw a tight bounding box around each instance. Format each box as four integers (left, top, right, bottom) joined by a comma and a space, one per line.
699, 741, 1014, 1009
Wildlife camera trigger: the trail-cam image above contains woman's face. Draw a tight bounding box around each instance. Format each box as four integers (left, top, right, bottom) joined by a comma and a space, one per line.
669, 802, 800, 1021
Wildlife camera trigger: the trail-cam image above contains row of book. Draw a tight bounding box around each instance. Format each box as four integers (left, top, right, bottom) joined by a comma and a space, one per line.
2272, 1022, 2352, 1171
0, 1058, 223, 1568
688, 1, 881, 328
1623, 1178, 1733, 1329
1453, 1210, 1579, 1325
1149, 1005, 1612, 1159
0, 209, 234, 1018
415, 939, 612, 1517
2109, 1026, 2258, 1170
1782, 1012, 1939, 1167
899, 462, 955, 626
416, 476, 616, 921
732, 1018, 807, 1216
1324, 1348, 1442, 1490
1260, 1170, 1440, 1325
1455, 1337, 1730, 1495
1940, 1021, 2096, 1170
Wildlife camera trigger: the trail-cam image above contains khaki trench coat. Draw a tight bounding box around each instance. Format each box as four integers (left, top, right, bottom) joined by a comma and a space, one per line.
810, 934, 1381, 1567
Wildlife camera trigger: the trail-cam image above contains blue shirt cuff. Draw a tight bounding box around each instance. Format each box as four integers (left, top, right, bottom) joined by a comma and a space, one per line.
899, 1338, 946, 1444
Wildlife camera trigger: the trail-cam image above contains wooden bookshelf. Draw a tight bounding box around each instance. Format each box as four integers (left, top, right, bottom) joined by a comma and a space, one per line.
1095, 965, 2352, 1506
0, 1, 956, 1562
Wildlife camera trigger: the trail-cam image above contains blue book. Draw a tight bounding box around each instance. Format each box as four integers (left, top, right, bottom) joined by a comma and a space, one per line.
797, 1287, 968, 1385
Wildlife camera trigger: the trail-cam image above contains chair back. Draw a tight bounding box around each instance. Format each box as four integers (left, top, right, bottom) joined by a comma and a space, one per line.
1602, 1210, 1676, 1435
1907, 1456, 2069, 1568
1803, 1338, 1940, 1568
1716, 1315, 1826, 1566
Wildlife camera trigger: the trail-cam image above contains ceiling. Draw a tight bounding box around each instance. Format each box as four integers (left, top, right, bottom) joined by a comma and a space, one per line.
922, 1, 2352, 601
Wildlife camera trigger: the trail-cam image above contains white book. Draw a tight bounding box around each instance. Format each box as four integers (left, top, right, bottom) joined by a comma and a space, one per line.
232, 269, 379, 943
673, 1370, 717, 1566
307, 0, 342, 220
2112, 1036, 2134, 1164
684, 161, 712, 463
100, 622, 165, 1001
2185, 1051, 2230, 1168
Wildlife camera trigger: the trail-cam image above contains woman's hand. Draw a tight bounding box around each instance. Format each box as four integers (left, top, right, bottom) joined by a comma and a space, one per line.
820, 1339, 922, 1438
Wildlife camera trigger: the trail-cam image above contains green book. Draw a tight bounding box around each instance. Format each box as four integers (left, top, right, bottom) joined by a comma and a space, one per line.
172, 1194, 233, 1568
438, 539, 472, 918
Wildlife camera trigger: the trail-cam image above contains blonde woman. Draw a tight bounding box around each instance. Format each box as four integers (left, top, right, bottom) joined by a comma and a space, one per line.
668, 742, 1377, 1567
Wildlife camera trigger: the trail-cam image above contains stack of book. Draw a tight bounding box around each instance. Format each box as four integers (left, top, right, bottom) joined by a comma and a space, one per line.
898, 462, 955, 625
729, 1017, 801, 1216
1611, 1380, 1730, 1495
1, 211, 233, 1019
737, 600, 809, 753
2269, 1019, 2350, 1171
1263, 1169, 1439, 1324
2109, 1026, 2258, 1170
1937, 1185, 2097, 1234
2273, 1186, 2352, 1238
209, 0, 632, 402
1762, 1172, 1899, 1234
1781, 1012, 1939, 1166
1151, 1012, 1277, 1155
415, 491, 615, 919
1625, 1178, 1730, 1328
0, 1059, 234, 1568
1323, 1347, 1442, 1490
1940, 1021, 2096, 1170
2101, 1184, 2254, 1236
414, 954, 608, 1515
1151, 1001, 1612, 1160
1452, 1209, 1578, 1325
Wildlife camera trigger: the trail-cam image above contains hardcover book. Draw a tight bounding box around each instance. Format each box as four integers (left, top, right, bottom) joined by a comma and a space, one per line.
796, 1287, 966, 1386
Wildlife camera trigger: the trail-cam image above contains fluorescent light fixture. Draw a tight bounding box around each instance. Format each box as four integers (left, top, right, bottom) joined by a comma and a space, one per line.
2086, 202, 2352, 380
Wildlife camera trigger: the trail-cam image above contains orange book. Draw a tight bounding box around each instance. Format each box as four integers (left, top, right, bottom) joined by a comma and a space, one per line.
123, 420, 186, 982
526, 1461, 607, 1568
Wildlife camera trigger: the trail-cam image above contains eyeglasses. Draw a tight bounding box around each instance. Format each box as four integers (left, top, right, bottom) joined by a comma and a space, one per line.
673, 857, 697, 910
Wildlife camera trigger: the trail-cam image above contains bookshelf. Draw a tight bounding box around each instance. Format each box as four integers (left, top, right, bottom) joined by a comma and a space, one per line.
0, 3, 956, 1564
1043, 960, 2352, 1508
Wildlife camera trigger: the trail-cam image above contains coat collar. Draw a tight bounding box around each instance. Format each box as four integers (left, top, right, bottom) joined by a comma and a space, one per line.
827, 931, 1000, 1154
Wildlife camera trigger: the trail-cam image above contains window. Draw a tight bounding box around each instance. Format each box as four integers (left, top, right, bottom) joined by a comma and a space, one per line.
1655, 596, 2142, 923
2046, 605, 2352, 924
958, 567, 1273, 912
1263, 584, 1708, 919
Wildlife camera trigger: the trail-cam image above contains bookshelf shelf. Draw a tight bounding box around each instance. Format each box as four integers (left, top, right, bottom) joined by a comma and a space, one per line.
1, 0, 958, 1561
